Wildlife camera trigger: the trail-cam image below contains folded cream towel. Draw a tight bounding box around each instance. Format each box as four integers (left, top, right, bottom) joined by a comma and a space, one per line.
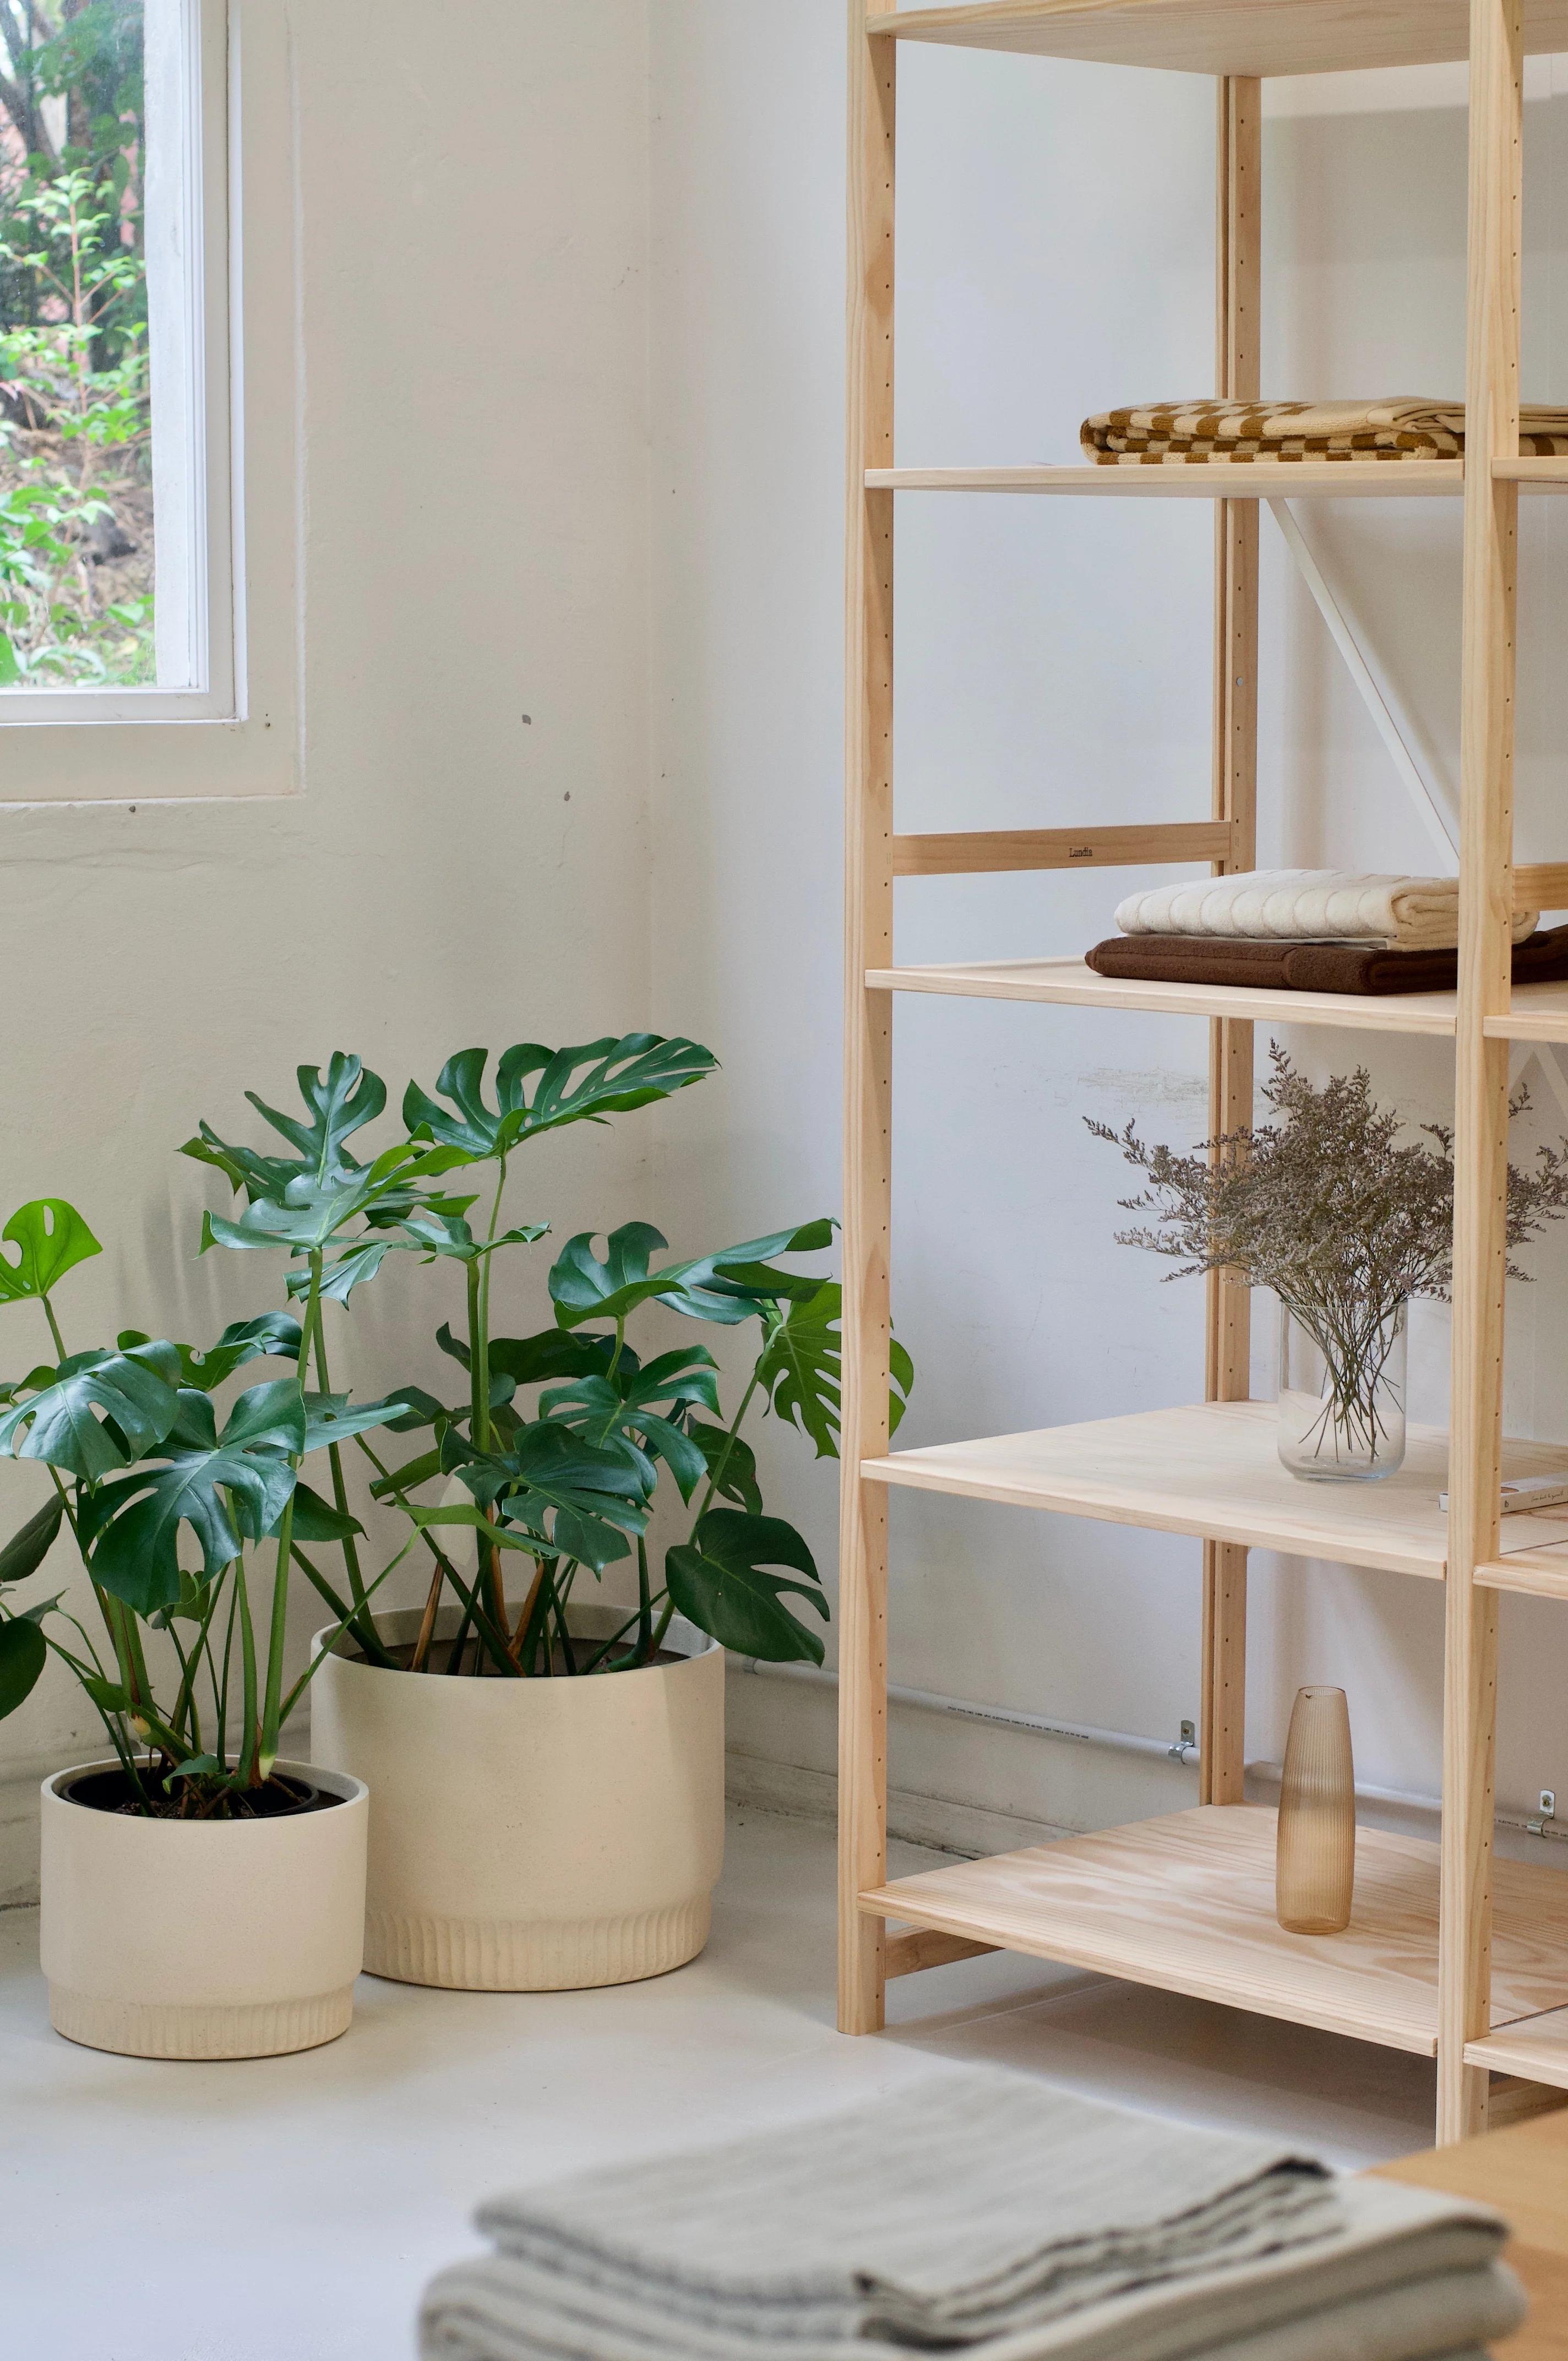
418, 2068, 1523, 2361
1114, 870, 1536, 953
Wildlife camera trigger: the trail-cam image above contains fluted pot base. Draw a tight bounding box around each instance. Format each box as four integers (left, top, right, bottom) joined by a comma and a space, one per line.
50, 1982, 355, 2060
312, 1606, 726, 1995
365, 1895, 712, 1991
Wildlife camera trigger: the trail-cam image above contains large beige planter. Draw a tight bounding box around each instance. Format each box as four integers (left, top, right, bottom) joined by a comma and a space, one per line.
310, 1604, 725, 1990
40, 1758, 368, 2060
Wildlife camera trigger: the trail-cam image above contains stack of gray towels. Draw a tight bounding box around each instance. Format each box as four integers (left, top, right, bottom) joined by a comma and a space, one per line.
419, 2066, 1525, 2361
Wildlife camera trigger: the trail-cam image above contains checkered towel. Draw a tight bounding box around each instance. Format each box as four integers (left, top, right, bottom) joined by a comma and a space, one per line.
1081, 397, 1568, 463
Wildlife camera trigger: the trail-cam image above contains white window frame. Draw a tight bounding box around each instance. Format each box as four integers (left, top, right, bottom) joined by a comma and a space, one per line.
0, 0, 298, 801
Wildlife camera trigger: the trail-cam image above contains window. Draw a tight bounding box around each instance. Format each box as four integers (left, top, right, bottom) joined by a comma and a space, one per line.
0, 0, 234, 725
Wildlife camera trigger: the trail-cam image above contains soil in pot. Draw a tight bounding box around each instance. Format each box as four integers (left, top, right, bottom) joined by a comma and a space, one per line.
361, 1635, 688, 1677
58, 1766, 348, 1822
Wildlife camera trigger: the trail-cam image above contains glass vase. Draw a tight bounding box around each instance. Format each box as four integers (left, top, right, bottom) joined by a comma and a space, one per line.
1277, 1297, 1407, 1483
1276, 1685, 1356, 1935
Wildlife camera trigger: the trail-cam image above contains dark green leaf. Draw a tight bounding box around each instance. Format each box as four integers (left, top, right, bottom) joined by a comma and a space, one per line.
486, 1329, 618, 1388
378, 1384, 450, 1433
118, 1312, 302, 1393
688, 1421, 763, 1513
0, 1493, 63, 1587
666, 1510, 828, 1663
0, 1199, 101, 1307
403, 1033, 717, 1163
285, 1482, 363, 1543
368, 1445, 444, 1502
83, 1381, 306, 1613
0, 1342, 181, 1478
0, 1617, 47, 1718
755, 1281, 912, 1457
80, 1673, 132, 1716
181, 1054, 387, 1201
302, 1390, 411, 1455
548, 1223, 832, 1331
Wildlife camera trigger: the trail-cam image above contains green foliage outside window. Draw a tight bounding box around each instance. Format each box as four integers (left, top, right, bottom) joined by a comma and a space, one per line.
0, 0, 153, 687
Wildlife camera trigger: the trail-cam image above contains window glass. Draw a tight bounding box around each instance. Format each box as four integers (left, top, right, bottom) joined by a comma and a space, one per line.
0, 0, 207, 698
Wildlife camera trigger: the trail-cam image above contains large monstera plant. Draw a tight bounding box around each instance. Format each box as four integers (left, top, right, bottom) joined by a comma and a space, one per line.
186, 1031, 911, 1675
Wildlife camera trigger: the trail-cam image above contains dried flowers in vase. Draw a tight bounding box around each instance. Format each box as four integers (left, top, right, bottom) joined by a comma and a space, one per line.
1087, 1047, 1568, 1482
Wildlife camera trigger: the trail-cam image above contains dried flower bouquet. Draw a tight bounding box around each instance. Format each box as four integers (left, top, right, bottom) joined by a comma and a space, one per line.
1088, 1048, 1568, 1476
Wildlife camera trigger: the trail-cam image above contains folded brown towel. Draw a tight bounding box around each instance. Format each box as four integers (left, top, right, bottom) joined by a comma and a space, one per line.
1085, 925, 1568, 996
1080, 397, 1568, 465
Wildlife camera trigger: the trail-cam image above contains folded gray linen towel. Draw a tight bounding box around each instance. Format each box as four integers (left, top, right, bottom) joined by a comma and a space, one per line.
417, 2068, 1523, 2361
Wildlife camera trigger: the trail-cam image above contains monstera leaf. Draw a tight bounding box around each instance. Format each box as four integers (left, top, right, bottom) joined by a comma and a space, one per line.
548, 1222, 834, 1331
541, 1348, 722, 1503
0, 1342, 182, 1479
0, 1617, 46, 1720
81, 1380, 307, 1613
402, 1035, 717, 1163
438, 1421, 652, 1573
687, 1421, 763, 1513
754, 1280, 913, 1460
0, 1494, 64, 1590
665, 1510, 828, 1663
181, 1053, 388, 1200
117, 1312, 302, 1395
0, 1199, 101, 1308
201, 1143, 476, 1304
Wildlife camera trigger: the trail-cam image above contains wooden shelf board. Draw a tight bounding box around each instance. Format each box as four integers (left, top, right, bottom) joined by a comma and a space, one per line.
868, 1, 1568, 78
861, 1805, 1568, 2055
1469, 2009, 1568, 2093
868, 956, 1463, 1035
867, 462, 1463, 498
1496, 458, 1568, 490
1488, 984, 1568, 1043
863, 1398, 1568, 1577
1477, 1548, 1568, 1603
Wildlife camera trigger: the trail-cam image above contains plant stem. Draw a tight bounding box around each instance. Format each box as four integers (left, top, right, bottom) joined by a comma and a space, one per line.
233, 1555, 260, 1786
303, 1253, 382, 1656
257, 1489, 298, 1781
693, 1367, 763, 1524
636, 1537, 652, 1668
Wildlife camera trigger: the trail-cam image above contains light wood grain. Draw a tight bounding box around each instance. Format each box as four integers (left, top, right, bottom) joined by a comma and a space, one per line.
1441, 0, 1523, 2149
1376, 2107, 1568, 2361
868, 956, 1465, 1033
866, 462, 1464, 497
1469, 2008, 1568, 2091
1477, 1548, 1568, 1600
862, 1397, 1568, 1577
860, 1807, 1568, 2054
1487, 2075, 1568, 2129
838, 0, 897, 2041
1201, 75, 1259, 1813
891, 821, 1233, 875
885, 1926, 1001, 1976
1496, 457, 1568, 487
866, 0, 1568, 77
1486, 983, 1568, 1041
1515, 863, 1568, 912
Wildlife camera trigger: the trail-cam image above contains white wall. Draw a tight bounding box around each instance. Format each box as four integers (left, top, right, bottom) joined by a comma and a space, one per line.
6, 8, 1567, 1907
0, 0, 655, 1896
650, 11, 1568, 1857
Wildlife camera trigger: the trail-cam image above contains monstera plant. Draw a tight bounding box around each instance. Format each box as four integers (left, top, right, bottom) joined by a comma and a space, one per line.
186, 1032, 911, 1677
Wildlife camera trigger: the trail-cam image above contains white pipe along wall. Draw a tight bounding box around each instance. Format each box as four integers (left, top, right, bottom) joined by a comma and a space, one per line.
650, 13, 1568, 1868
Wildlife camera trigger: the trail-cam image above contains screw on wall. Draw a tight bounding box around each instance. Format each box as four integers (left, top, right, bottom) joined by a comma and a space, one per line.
1542, 1790, 1556, 1819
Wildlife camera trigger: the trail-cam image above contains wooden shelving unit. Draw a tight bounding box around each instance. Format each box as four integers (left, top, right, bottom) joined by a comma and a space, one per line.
839, 0, 1568, 2144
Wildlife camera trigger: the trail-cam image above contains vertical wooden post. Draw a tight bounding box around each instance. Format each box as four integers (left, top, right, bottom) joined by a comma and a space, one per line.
839, 0, 896, 2038
1440, 0, 1522, 2146
1201, 74, 1260, 1810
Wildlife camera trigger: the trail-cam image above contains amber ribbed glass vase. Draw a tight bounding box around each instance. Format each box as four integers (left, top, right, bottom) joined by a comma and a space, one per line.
1275, 1686, 1355, 1935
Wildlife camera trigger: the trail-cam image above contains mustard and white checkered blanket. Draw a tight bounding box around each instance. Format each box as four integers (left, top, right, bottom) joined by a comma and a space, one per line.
1082, 397, 1568, 463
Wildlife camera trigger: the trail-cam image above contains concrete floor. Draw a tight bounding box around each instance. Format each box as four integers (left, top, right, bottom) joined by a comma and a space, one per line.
2, 1802, 1441, 2361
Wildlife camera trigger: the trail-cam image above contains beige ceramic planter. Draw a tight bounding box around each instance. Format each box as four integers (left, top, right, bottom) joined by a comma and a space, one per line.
310, 1604, 725, 1991
40, 1758, 368, 2060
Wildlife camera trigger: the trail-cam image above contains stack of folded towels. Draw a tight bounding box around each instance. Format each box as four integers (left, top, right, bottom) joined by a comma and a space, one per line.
1080, 396, 1568, 464
419, 2065, 1526, 2361
1085, 868, 1568, 996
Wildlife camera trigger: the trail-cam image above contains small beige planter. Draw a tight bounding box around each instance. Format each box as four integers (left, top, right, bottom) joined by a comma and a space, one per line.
40, 1759, 368, 2060
311, 1605, 725, 1991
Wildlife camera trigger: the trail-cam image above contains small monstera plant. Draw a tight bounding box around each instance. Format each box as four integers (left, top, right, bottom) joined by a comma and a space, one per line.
186, 1031, 912, 1675
0, 1123, 453, 1813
